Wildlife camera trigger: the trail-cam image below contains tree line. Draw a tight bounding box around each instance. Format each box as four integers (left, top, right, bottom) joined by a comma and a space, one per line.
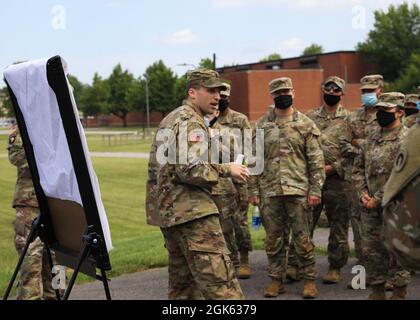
1, 3, 419, 125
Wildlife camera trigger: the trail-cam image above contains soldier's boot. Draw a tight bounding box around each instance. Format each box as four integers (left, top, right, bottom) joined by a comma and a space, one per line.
302, 280, 319, 299
286, 266, 302, 282
368, 284, 386, 300
385, 281, 394, 292
264, 279, 285, 298
389, 286, 407, 300
238, 251, 251, 279
322, 267, 341, 284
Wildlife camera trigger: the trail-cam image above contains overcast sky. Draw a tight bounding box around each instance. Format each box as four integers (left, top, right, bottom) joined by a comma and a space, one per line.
0, 0, 418, 85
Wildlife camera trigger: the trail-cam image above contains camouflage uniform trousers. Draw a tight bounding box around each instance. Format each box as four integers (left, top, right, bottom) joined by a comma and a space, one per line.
288, 177, 350, 270
313, 177, 350, 269
361, 207, 411, 287
261, 196, 316, 280
13, 207, 56, 300
349, 187, 364, 263
233, 185, 252, 253
161, 215, 244, 300
213, 195, 240, 271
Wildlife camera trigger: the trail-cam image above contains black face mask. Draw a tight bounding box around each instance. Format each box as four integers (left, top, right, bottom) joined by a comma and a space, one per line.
405, 108, 419, 117
377, 110, 397, 128
219, 99, 229, 112
209, 117, 218, 128
274, 95, 293, 110
323, 94, 341, 107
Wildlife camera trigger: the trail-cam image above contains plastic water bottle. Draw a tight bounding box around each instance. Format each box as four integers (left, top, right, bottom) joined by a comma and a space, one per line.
252, 205, 262, 230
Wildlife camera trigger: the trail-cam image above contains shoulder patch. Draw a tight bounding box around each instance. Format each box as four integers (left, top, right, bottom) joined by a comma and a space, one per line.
188, 129, 206, 143
394, 149, 408, 173
9, 135, 16, 145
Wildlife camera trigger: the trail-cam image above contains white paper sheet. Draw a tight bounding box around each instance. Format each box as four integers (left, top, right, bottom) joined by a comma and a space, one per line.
4, 57, 112, 252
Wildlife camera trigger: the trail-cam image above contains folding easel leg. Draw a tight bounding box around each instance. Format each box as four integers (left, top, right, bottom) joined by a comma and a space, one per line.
62, 242, 91, 301
2, 220, 39, 300
100, 268, 112, 301
44, 243, 61, 301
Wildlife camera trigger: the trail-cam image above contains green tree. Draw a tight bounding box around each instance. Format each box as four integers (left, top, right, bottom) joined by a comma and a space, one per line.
260, 53, 282, 62
0, 86, 14, 117
388, 53, 420, 93
82, 73, 110, 118
144, 60, 178, 118
199, 57, 214, 70
302, 44, 324, 56
173, 74, 188, 106
357, 3, 420, 81
106, 64, 135, 127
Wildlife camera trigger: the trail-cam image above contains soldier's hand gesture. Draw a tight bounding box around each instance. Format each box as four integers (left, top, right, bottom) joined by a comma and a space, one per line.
229, 164, 249, 183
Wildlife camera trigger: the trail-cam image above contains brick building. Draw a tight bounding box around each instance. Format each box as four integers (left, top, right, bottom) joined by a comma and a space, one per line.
217, 50, 375, 122
85, 50, 375, 127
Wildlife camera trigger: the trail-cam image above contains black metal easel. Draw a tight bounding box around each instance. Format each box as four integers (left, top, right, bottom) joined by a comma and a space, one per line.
62, 227, 111, 301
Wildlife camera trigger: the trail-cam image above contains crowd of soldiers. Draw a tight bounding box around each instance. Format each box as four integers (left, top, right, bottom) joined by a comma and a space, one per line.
5, 67, 418, 301
146, 68, 420, 300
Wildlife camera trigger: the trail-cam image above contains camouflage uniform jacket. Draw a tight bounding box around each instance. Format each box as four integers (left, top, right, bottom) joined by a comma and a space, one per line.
209, 122, 236, 196
340, 107, 379, 158
249, 106, 326, 199
8, 126, 38, 208
306, 104, 351, 179
404, 114, 418, 129
154, 100, 232, 228
211, 107, 251, 195
352, 124, 408, 204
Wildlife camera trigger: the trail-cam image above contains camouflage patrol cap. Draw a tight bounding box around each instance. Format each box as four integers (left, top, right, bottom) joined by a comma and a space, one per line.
186, 68, 227, 90
404, 94, 419, 107
360, 74, 384, 90
269, 77, 293, 94
323, 76, 346, 91
375, 92, 405, 109
220, 82, 231, 97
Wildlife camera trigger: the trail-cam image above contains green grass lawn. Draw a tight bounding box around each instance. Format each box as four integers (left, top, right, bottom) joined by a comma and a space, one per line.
85, 135, 153, 153
0, 131, 153, 154
0, 131, 334, 297
0, 153, 269, 297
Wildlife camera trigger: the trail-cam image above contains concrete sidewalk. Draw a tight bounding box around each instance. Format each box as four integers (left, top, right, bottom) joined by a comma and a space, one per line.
69, 228, 419, 300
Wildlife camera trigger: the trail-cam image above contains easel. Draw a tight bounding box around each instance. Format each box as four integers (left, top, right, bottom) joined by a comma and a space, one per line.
3, 56, 113, 301
2, 218, 111, 301
63, 226, 111, 300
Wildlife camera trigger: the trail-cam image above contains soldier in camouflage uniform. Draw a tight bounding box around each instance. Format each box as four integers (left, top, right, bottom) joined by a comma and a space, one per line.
207, 107, 240, 274
215, 83, 253, 279
249, 78, 326, 299
8, 125, 56, 300
302, 76, 352, 284
383, 118, 420, 279
340, 75, 383, 272
403, 94, 419, 129
147, 69, 248, 300
352, 92, 411, 300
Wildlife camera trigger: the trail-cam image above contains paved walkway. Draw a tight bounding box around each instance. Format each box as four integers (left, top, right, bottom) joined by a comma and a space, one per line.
90, 152, 149, 159
68, 228, 420, 300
